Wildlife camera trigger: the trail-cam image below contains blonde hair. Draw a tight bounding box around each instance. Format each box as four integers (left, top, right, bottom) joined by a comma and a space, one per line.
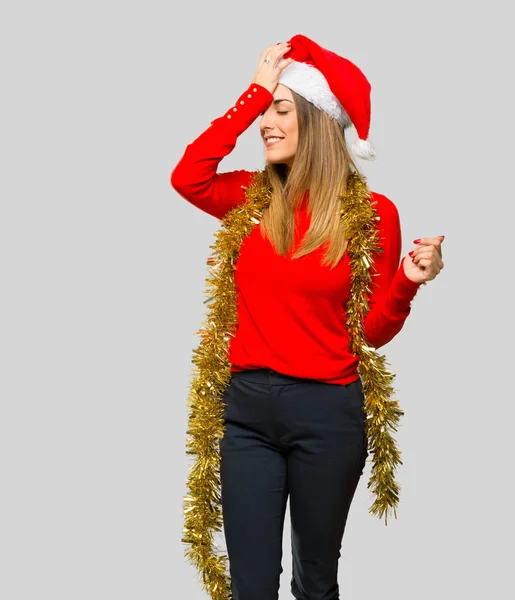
259, 88, 362, 269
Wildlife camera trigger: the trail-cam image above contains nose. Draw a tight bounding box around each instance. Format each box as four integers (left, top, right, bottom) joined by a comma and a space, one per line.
260, 107, 276, 133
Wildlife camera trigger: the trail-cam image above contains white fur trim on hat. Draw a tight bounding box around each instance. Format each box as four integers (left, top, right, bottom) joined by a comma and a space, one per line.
351, 137, 376, 161
278, 60, 352, 128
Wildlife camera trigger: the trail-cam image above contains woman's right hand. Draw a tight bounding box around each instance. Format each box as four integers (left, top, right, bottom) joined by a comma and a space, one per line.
251, 42, 294, 95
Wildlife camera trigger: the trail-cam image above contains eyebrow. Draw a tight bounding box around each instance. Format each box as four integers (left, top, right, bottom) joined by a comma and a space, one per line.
273, 99, 293, 105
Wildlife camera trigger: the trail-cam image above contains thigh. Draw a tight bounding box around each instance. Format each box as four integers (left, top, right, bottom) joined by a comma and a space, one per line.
220, 377, 289, 599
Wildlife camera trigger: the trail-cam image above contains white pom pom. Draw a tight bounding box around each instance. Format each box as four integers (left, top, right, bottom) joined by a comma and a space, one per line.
352, 137, 376, 161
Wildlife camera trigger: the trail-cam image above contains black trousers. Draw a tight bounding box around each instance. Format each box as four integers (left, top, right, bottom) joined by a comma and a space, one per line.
220, 368, 368, 600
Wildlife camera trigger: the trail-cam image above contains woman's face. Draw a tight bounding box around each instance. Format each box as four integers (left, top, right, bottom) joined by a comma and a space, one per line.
259, 84, 298, 170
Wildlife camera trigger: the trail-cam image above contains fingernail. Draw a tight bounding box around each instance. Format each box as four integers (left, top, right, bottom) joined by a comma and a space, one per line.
413, 239, 421, 244
409, 251, 414, 256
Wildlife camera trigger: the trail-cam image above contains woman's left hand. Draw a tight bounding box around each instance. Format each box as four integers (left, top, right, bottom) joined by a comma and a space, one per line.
403, 235, 445, 285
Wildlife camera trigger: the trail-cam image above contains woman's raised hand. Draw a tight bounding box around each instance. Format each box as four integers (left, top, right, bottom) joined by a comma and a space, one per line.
403, 235, 445, 285
251, 42, 294, 95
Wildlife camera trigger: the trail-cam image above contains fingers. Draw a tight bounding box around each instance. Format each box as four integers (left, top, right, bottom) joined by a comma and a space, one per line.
414, 260, 443, 280
272, 44, 292, 68
410, 247, 444, 264
413, 236, 445, 245
409, 253, 444, 281
253, 42, 293, 91
413, 235, 445, 258
260, 42, 291, 67
411, 251, 444, 270
278, 56, 295, 72
261, 42, 291, 57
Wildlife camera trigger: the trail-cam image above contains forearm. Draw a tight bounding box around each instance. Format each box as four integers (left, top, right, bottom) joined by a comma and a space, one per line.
171, 83, 273, 218
363, 257, 423, 349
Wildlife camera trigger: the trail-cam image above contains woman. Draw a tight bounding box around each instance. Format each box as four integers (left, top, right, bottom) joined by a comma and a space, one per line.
172, 34, 444, 600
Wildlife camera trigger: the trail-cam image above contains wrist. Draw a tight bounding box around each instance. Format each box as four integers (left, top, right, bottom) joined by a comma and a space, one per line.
250, 81, 274, 96
402, 255, 425, 286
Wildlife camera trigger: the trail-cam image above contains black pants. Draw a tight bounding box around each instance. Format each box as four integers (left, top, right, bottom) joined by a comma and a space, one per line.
220, 368, 368, 600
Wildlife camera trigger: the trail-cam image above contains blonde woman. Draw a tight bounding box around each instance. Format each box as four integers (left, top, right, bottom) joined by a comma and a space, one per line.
172, 34, 444, 600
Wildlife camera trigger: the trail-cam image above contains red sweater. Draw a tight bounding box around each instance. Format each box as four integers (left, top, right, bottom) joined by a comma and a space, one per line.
171, 83, 422, 385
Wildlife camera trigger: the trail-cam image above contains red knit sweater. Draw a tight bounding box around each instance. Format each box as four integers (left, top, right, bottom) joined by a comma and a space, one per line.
171, 83, 422, 384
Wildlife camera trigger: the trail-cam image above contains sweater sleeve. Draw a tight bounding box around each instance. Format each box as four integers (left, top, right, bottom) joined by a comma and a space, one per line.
362, 192, 423, 349
170, 83, 274, 220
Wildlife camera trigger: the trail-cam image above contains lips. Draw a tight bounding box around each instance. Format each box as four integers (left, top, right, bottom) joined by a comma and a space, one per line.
265, 137, 284, 147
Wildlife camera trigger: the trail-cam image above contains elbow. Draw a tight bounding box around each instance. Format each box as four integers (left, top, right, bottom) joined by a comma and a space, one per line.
170, 164, 186, 194
365, 333, 392, 351
366, 333, 387, 351
368, 335, 388, 351
172, 160, 204, 200
364, 320, 405, 350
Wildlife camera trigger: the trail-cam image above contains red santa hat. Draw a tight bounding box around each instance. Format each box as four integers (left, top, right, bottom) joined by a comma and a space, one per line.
279, 34, 376, 160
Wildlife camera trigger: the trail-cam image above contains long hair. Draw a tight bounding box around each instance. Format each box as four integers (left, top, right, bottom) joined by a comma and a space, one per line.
259, 88, 362, 269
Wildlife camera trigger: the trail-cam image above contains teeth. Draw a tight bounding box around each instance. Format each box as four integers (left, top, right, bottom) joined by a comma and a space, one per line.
266, 137, 282, 143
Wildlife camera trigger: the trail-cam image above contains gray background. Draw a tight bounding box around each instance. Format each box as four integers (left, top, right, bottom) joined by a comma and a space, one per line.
1, 0, 513, 598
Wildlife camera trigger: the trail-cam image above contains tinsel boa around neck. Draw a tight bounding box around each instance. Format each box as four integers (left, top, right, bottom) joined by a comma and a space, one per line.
182, 169, 405, 600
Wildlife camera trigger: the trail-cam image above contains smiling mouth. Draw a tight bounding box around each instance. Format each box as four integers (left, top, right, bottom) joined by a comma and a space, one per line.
265, 137, 284, 147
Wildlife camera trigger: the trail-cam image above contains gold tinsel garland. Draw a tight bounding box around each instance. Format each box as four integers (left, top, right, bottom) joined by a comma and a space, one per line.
182, 170, 405, 600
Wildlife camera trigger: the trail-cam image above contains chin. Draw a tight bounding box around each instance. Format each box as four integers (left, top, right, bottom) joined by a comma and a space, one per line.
267, 155, 292, 165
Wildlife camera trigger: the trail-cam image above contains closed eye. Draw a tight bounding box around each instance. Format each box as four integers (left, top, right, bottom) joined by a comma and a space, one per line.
260, 111, 289, 116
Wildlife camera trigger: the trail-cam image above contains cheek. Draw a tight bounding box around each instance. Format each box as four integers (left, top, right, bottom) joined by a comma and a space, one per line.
288, 123, 298, 145
286, 123, 298, 143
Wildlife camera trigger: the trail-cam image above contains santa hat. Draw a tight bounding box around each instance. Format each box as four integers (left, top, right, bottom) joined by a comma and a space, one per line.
278, 34, 376, 160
